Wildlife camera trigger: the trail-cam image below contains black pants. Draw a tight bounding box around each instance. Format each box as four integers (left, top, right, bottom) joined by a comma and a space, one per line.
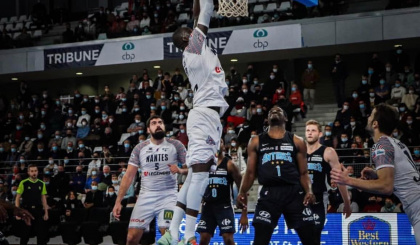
333, 79, 346, 107
19, 207, 48, 245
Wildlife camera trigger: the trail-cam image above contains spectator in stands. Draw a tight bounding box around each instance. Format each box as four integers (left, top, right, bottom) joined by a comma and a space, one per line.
63, 142, 76, 159
382, 62, 398, 85
389, 79, 406, 105
354, 100, 371, 127
363, 196, 383, 213
392, 128, 410, 146
335, 101, 351, 128
249, 104, 265, 133
61, 130, 76, 150
52, 164, 69, 199
84, 181, 104, 208
381, 197, 401, 213
0, 30, 14, 49
62, 22, 75, 43
337, 191, 359, 213
18, 135, 33, 155
401, 86, 418, 111
230, 97, 247, 121
74, 22, 87, 42
289, 83, 306, 119
100, 165, 112, 186
271, 87, 286, 105
366, 66, 380, 88
76, 119, 90, 139
63, 190, 83, 220
345, 117, 364, 141
87, 152, 101, 176
70, 165, 86, 194
162, 10, 178, 32
404, 115, 420, 146
126, 15, 140, 33
104, 185, 117, 208
111, 174, 120, 193
320, 125, 334, 147
390, 46, 410, 73
140, 12, 151, 30
348, 90, 361, 113
302, 60, 320, 110
331, 54, 348, 107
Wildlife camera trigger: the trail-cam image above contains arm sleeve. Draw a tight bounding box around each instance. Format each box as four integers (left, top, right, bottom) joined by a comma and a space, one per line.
185, 28, 205, 55
41, 182, 47, 195
128, 143, 142, 167
175, 140, 187, 165
371, 138, 395, 170
17, 181, 24, 194
197, 0, 213, 28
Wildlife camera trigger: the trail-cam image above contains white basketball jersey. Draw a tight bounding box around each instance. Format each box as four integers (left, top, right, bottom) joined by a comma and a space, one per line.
371, 136, 420, 208
128, 138, 187, 192
182, 28, 229, 117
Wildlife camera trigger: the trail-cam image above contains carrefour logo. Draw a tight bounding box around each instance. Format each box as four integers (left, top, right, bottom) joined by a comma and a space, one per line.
122, 42, 135, 50
122, 42, 135, 61
253, 29, 268, 38
253, 29, 268, 50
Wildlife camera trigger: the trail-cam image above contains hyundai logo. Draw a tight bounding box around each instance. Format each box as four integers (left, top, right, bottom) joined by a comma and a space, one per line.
253, 29, 268, 38
122, 42, 135, 50
198, 220, 206, 226
259, 211, 271, 218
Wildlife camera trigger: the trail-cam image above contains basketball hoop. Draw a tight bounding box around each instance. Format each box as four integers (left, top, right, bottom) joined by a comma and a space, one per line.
217, 0, 248, 17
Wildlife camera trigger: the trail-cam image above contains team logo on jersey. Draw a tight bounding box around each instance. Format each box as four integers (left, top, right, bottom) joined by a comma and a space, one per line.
281, 146, 293, 151
302, 208, 312, 216
163, 210, 174, 220
206, 136, 216, 145
215, 66, 223, 73
198, 220, 206, 226
372, 149, 385, 158
259, 211, 271, 218
144, 171, 149, 176
221, 219, 232, 226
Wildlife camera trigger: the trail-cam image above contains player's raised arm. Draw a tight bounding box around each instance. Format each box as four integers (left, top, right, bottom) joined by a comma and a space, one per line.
195, 0, 212, 35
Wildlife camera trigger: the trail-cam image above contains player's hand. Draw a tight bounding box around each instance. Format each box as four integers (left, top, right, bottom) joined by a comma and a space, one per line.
330, 164, 350, 185
43, 212, 49, 221
342, 202, 352, 219
168, 164, 180, 174
0, 206, 7, 223
14, 207, 34, 226
236, 193, 248, 210
303, 192, 315, 206
239, 212, 249, 233
112, 202, 122, 221
361, 167, 378, 180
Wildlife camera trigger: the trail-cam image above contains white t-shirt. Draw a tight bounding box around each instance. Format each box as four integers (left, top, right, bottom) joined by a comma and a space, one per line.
182, 28, 229, 117
128, 138, 186, 192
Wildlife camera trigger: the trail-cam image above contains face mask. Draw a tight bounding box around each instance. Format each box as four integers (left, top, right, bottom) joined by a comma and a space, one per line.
19, 115, 24, 120
414, 150, 420, 155
362, 80, 367, 85
231, 142, 236, 147
399, 107, 405, 112
124, 143, 130, 148
12, 191, 17, 195
180, 106, 185, 111
270, 75, 275, 80
161, 106, 166, 110
68, 110, 73, 114
109, 119, 114, 123
102, 115, 108, 119
45, 171, 50, 175
38, 148, 43, 152
243, 89, 248, 93
228, 130, 235, 134
16, 126, 22, 130
307, 64, 313, 69
179, 115, 184, 120
343, 105, 349, 110
95, 110, 100, 114
81, 110, 87, 115
257, 108, 262, 113
38, 134, 43, 139
121, 171, 126, 175
20, 159, 24, 163
395, 83, 401, 88
0, 148, 3, 152
341, 138, 348, 142
112, 180, 118, 184
386, 67, 391, 72
253, 80, 258, 85
330, 187, 337, 191
91, 171, 97, 176
189, 93, 193, 97
121, 108, 127, 112
41, 111, 46, 116
82, 98, 88, 102
108, 192, 115, 196
180, 129, 185, 133
352, 93, 358, 99
54, 135, 60, 140
91, 186, 98, 190
64, 159, 69, 164
368, 70, 374, 75
67, 147, 73, 151
49, 160, 54, 164
397, 49, 402, 54
291, 87, 297, 92
393, 132, 398, 137
380, 80, 385, 85
369, 92, 375, 97
67, 122, 73, 127
409, 90, 414, 94
79, 144, 84, 148
134, 108, 140, 112
407, 120, 413, 125
325, 131, 332, 137
146, 95, 151, 99
138, 130, 144, 134
82, 122, 87, 126
95, 99, 100, 103
350, 122, 356, 126
242, 79, 247, 84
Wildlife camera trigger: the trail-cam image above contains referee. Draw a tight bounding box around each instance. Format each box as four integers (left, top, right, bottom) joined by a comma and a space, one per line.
15, 164, 49, 245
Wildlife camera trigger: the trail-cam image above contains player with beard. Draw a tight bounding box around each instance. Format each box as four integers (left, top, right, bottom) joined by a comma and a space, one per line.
237, 105, 317, 245
113, 115, 187, 245
331, 103, 420, 244
305, 120, 351, 244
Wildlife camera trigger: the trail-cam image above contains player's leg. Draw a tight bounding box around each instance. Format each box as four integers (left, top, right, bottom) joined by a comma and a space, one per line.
311, 193, 326, 245
215, 204, 235, 245
253, 223, 275, 245
127, 228, 144, 245
197, 202, 217, 245
157, 191, 178, 236
184, 108, 222, 242
413, 221, 420, 245
252, 190, 280, 245
128, 194, 155, 245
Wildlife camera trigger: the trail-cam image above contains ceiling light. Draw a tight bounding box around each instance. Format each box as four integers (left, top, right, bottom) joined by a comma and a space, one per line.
230, 59, 238, 62
394, 44, 402, 48
154, 65, 161, 69
76, 72, 83, 75
11, 77, 18, 81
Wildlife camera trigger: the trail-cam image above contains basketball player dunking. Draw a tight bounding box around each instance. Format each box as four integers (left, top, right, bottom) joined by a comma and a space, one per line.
158, 0, 229, 244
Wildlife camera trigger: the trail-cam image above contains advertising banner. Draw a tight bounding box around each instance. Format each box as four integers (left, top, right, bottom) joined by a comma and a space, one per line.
155, 213, 414, 245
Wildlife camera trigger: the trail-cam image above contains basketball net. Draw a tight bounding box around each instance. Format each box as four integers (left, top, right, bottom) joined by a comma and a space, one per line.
217, 0, 249, 17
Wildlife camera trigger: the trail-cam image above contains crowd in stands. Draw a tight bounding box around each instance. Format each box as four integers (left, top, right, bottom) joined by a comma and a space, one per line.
0, 49, 418, 240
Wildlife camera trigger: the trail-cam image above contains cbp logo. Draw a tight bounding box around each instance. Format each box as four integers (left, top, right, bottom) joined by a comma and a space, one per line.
259, 211, 271, 218
253, 29, 268, 50
122, 42, 135, 62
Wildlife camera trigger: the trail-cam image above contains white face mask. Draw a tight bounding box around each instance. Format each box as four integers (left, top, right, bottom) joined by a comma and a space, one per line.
343, 105, 349, 110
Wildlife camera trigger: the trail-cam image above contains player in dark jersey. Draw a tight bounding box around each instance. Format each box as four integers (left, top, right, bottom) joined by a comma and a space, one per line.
196, 139, 243, 245
237, 105, 316, 245
305, 120, 351, 243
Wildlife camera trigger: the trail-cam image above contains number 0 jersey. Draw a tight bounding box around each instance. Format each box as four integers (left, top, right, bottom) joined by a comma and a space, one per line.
371, 136, 420, 208
183, 28, 229, 117
128, 138, 187, 192
307, 145, 331, 194
257, 132, 300, 186
203, 156, 233, 204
